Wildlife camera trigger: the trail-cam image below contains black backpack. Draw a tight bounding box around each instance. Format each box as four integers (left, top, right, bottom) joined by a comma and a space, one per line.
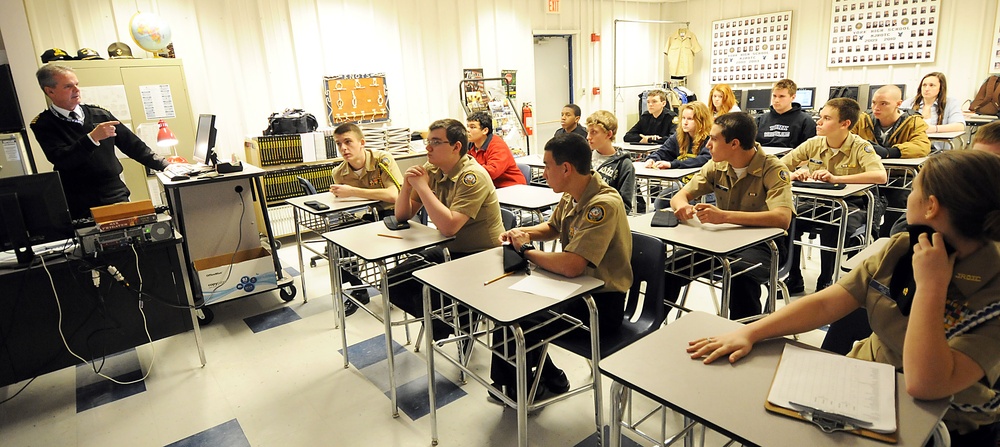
264, 109, 318, 135
970, 75, 1000, 116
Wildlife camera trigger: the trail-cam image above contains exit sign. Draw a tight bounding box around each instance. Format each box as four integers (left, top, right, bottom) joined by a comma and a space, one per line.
547, 0, 560, 14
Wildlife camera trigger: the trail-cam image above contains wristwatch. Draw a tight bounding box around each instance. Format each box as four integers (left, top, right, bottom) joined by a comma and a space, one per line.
519, 243, 536, 255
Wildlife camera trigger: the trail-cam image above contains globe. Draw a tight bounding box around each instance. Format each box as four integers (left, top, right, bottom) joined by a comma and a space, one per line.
129, 12, 172, 52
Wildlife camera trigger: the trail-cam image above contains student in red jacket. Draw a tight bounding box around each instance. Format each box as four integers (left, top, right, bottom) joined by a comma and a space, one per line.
467, 111, 526, 188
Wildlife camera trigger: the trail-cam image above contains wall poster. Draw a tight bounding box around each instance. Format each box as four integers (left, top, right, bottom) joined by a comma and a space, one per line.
827, 0, 941, 68
710, 11, 792, 84
323, 72, 388, 126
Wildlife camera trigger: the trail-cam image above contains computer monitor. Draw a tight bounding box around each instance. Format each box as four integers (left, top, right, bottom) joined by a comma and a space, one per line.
829, 84, 870, 109
0, 172, 74, 265
745, 88, 772, 112
192, 114, 218, 165
732, 89, 746, 110
868, 84, 907, 105
795, 87, 817, 110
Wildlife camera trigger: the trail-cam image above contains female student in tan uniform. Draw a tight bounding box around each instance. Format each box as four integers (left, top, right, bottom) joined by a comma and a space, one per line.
687, 150, 1000, 445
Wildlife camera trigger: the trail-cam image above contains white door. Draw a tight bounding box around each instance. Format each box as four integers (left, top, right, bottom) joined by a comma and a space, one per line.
532, 35, 573, 152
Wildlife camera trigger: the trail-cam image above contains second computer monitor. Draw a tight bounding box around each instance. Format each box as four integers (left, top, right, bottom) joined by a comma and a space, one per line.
795, 87, 817, 110
868, 84, 907, 104
192, 114, 218, 165
745, 88, 772, 112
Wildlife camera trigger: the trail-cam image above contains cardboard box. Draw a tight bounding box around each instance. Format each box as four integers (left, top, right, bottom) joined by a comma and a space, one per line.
193, 247, 277, 305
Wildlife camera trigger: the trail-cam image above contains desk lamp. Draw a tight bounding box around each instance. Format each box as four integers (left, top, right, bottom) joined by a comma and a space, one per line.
157, 120, 187, 163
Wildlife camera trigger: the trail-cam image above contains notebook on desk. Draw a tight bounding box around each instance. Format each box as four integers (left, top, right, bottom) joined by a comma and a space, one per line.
765, 344, 898, 443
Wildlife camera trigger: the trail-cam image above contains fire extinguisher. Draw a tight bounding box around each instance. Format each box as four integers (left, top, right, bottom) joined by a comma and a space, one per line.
522, 102, 534, 136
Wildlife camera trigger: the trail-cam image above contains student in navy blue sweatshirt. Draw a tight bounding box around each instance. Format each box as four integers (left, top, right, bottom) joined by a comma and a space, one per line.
754, 78, 816, 149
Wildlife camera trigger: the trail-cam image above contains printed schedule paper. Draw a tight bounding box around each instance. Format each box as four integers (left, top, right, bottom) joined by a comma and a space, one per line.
767, 344, 897, 434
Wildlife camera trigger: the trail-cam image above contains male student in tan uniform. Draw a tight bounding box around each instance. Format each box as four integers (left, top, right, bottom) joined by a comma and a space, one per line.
388, 118, 504, 339
488, 132, 632, 403
329, 122, 403, 315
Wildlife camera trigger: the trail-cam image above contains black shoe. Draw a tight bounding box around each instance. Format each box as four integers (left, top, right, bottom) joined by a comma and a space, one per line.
486, 383, 506, 405
785, 276, 805, 295
486, 382, 549, 409
816, 279, 833, 292
342, 299, 358, 317
543, 369, 570, 395
350, 288, 371, 305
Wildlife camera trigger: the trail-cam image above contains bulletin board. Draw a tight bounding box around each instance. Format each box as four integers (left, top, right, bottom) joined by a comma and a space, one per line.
710, 11, 792, 84
323, 73, 389, 126
827, 0, 940, 68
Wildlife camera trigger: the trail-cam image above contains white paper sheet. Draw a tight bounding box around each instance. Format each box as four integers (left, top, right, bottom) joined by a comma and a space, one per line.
79, 85, 131, 121
767, 344, 896, 433
508, 275, 579, 300
139, 84, 176, 120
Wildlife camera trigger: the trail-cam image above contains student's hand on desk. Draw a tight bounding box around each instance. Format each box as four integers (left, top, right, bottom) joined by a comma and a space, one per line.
643, 159, 656, 168
89, 120, 120, 141
687, 330, 754, 364
499, 229, 531, 247
329, 184, 356, 197
809, 169, 835, 182
654, 161, 671, 169
912, 232, 955, 298
693, 203, 728, 224
673, 204, 696, 221
787, 168, 808, 182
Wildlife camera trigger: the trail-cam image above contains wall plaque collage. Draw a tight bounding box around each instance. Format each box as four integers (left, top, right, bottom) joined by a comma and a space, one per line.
710, 11, 792, 84
990, 3, 1000, 73
323, 73, 389, 126
827, 0, 940, 67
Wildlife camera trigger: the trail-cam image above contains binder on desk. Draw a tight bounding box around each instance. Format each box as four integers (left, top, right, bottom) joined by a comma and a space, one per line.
765, 344, 899, 443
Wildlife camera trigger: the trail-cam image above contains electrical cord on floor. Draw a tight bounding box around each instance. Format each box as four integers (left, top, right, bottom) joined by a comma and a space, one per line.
207, 190, 246, 299
40, 255, 155, 385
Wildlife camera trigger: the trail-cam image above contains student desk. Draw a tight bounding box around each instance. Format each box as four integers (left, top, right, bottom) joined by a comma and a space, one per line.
321, 221, 453, 418
516, 154, 546, 186
603, 311, 950, 447
926, 130, 966, 150
761, 146, 792, 157
881, 157, 928, 215
632, 163, 701, 213
791, 183, 877, 281
496, 184, 562, 225
621, 142, 659, 161
285, 193, 378, 303
628, 213, 784, 320
963, 113, 997, 145
840, 237, 891, 272
413, 247, 604, 447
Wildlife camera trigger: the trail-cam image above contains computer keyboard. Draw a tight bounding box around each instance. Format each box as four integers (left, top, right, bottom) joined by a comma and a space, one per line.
164, 163, 214, 180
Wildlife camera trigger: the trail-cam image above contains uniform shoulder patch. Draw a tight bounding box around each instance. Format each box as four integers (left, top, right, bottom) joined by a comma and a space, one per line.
864, 145, 874, 153
461, 171, 478, 187
778, 169, 790, 183
586, 205, 606, 223
381, 156, 391, 165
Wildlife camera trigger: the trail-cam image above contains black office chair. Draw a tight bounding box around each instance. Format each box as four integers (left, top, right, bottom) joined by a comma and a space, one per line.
297, 176, 318, 195
500, 208, 517, 232
517, 162, 533, 185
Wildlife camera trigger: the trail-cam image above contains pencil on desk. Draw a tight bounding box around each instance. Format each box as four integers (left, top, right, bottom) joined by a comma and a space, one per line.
484, 271, 514, 286
377, 233, 403, 239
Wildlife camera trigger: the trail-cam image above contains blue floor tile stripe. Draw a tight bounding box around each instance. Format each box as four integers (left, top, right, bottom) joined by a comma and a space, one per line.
166, 419, 251, 447
339, 334, 467, 420
76, 369, 146, 413
244, 306, 301, 333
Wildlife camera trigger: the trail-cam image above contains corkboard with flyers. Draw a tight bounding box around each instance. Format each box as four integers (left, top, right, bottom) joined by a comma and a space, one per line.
323, 73, 389, 126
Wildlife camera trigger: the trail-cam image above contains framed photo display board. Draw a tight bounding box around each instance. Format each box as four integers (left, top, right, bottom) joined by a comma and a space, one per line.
710, 11, 792, 84
827, 0, 940, 68
323, 73, 389, 126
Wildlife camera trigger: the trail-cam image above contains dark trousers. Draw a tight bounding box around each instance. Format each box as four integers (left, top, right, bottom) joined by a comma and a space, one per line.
664, 240, 785, 321
820, 307, 872, 355
878, 185, 907, 238
489, 292, 625, 387
789, 197, 870, 285
386, 246, 471, 340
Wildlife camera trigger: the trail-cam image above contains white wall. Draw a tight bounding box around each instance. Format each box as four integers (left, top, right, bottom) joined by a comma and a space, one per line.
3, 0, 997, 168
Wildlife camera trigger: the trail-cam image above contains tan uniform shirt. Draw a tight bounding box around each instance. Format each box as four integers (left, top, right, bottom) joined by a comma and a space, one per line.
415, 154, 504, 254
683, 145, 794, 213
331, 148, 402, 210
547, 174, 633, 294
664, 28, 701, 77
781, 133, 884, 177
840, 234, 1000, 434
